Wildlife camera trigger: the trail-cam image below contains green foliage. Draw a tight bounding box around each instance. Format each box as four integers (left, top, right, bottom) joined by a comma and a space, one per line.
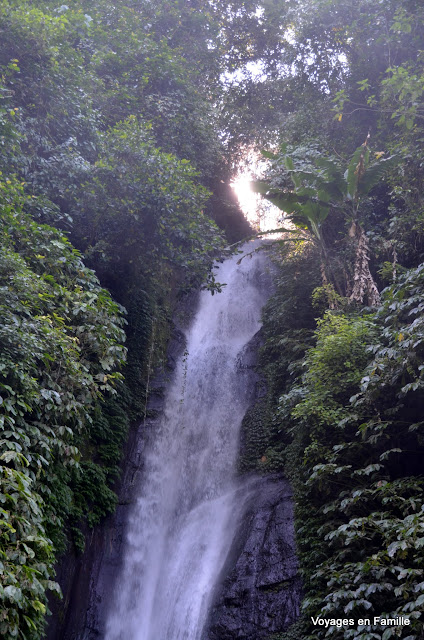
242, 3, 424, 628
251, 148, 335, 248
356, 263, 424, 402
293, 313, 375, 417
0, 465, 59, 640
253, 141, 398, 305
0, 0, 254, 238
253, 141, 397, 237
1, 0, 424, 638
250, 248, 424, 639
71, 116, 224, 299
0, 2, 242, 635
239, 245, 320, 475
0, 176, 126, 638
269, 618, 309, 640
311, 284, 347, 314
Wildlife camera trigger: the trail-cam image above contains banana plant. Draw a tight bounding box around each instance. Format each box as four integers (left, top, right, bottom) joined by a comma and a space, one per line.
252, 137, 398, 305
252, 155, 334, 250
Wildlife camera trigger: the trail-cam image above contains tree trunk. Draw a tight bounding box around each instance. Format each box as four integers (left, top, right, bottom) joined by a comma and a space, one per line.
349, 225, 380, 306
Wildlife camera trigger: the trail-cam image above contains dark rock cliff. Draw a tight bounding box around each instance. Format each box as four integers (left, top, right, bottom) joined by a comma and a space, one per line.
204, 475, 301, 640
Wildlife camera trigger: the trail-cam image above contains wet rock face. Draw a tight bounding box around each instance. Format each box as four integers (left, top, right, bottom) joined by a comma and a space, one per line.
46, 326, 189, 640
204, 476, 301, 640
47, 302, 301, 640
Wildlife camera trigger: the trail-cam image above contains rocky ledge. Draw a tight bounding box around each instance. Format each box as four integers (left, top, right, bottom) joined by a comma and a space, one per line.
204, 474, 301, 640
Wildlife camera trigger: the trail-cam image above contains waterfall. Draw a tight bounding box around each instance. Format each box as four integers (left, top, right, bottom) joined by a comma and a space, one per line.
104, 242, 272, 640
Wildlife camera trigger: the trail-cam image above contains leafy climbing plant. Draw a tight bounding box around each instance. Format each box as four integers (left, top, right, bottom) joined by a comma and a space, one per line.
0, 176, 126, 639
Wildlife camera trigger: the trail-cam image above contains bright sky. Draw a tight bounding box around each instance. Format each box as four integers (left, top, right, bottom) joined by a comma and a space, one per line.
231, 164, 282, 233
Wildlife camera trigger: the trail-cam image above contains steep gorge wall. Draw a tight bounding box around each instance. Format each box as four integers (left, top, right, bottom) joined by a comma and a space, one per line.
203, 331, 301, 640
48, 285, 301, 640
205, 475, 301, 640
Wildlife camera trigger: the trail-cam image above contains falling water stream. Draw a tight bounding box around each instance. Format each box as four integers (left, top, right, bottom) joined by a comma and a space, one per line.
105, 242, 272, 640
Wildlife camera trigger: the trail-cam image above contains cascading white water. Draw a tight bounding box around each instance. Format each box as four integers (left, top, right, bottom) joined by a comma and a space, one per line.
105, 242, 272, 640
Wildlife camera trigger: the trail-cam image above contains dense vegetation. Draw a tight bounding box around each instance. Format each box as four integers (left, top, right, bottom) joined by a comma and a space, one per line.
239, 2, 424, 639
0, 1, 253, 637
0, 0, 423, 639
247, 257, 424, 640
